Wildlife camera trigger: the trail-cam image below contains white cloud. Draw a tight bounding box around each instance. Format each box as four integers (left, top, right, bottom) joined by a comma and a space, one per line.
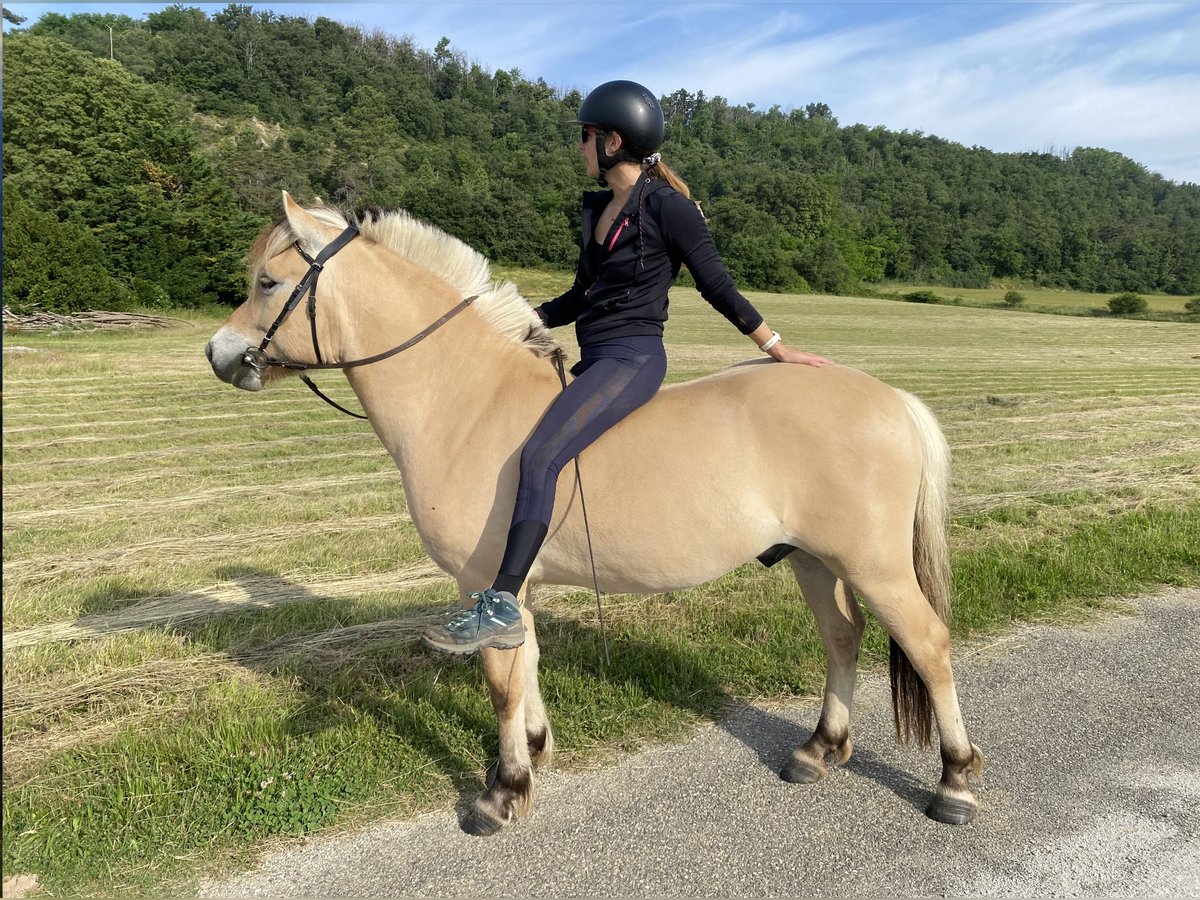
7, 0, 1198, 180
641, 2, 1200, 181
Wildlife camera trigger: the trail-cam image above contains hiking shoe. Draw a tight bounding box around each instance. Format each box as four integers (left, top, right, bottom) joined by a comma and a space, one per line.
421, 588, 525, 656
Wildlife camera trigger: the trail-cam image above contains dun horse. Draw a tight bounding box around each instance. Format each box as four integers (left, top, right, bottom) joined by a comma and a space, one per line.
207, 193, 984, 835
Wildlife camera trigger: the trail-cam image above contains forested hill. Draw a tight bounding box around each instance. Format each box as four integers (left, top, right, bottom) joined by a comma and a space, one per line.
4, 6, 1199, 313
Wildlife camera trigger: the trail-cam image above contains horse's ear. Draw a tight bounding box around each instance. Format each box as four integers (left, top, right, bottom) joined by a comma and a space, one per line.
282, 190, 328, 252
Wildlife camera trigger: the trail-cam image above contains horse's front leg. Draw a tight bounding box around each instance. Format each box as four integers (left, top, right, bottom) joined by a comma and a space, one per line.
460, 601, 537, 836
522, 586, 554, 767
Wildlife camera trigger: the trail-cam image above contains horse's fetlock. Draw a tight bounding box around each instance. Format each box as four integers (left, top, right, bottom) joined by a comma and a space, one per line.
528, 727, 554, 767
811, 723, 851, 766
969, 743, 985, 779
484, 764, 533, 823
832, 735, 853, 766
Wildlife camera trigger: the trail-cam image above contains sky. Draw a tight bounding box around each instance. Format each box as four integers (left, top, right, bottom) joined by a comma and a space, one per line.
5, 1, 1200, 184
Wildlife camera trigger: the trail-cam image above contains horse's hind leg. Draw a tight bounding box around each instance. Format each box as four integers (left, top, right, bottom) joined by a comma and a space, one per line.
782, 551, 864, 784
851, 568, 984, 824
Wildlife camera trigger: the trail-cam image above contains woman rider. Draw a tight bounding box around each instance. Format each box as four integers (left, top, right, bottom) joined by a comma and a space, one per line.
422, 79, 834, 656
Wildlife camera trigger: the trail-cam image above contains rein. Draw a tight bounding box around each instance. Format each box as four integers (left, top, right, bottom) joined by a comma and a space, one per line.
241, 223, 477, 419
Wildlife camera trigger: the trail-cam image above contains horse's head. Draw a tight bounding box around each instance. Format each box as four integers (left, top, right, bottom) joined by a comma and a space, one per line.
209, 192, 561, 400
206, 192, 358, 391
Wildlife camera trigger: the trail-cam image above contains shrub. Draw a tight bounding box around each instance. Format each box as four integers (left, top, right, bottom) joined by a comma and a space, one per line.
903, 290, 940, 303
1185, 297, 1200, 314
1108, 292, 1148, 316
1002, 290, 1026, 308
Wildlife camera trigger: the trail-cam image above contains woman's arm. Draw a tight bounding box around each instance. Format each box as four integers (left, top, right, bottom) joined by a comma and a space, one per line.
661, 193, 834, 368
660, 193, 763, 335
534, 256, 592, 328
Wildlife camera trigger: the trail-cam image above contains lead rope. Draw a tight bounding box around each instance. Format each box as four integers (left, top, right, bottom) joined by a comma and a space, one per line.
552, 348, 611, 668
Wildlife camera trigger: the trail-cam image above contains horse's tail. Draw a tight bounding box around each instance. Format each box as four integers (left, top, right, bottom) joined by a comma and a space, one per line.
890, 389, 953, 747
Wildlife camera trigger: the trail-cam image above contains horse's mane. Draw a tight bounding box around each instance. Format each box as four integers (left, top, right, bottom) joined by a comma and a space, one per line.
255, 202, 560, 358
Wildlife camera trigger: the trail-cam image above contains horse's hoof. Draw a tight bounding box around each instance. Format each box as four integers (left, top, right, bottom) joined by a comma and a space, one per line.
459, 805, 510, 837
925, 794, 977, 825
780, 755, 826, 784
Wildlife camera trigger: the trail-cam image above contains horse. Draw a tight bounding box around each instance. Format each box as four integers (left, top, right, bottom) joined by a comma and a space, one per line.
206, 192, 984, 836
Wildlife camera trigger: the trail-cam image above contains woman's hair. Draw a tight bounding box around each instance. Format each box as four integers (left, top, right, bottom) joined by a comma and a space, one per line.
646, 158, 690, 198
602, 127, 690, 197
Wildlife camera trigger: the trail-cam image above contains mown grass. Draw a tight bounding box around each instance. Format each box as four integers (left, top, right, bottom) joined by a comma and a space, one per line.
3, 285, 1198, 897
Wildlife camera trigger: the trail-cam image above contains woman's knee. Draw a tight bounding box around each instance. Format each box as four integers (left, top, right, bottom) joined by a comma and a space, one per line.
518, 442, 559, 482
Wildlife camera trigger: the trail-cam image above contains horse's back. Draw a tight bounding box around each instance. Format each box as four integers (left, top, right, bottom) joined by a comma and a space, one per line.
651, 359, 917, 446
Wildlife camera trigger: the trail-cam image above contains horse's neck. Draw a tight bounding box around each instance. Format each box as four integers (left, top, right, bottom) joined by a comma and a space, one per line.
344, 299, 559, 503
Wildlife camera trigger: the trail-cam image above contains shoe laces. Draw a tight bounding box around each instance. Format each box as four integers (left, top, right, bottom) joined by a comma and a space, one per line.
447, 590, 499, 630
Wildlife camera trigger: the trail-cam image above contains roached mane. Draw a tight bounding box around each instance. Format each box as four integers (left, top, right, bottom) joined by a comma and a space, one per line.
256, 202, 560, 358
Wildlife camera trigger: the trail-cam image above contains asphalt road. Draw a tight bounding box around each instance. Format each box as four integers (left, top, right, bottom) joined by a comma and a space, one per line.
201, 588, 1200, 898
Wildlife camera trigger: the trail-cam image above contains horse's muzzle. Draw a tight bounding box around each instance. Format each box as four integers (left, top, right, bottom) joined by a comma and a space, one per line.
206, 329, 264, 392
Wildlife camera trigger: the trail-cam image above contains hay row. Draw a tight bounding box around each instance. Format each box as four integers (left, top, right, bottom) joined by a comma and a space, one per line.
3, 472, 394, 526
2, 432, 376, 471
2, 513, 415, 584
3, 560, 448, 651
4, 448, 388, 499
949, 421, 1199, 450
2, 307, 187, 332
951, 472, 1200, 515
2, 584, 583, 783
3, 385, 319, 410
1, 419, 367, 453
948, 407, 1200, 430
2, 407, 337, 435
5, 581, 581, 723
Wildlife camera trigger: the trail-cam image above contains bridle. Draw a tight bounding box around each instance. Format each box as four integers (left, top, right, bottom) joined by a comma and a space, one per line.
241, 222, 477, 419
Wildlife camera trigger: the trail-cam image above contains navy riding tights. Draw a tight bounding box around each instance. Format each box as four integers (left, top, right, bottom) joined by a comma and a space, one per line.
491, 335, 667, 595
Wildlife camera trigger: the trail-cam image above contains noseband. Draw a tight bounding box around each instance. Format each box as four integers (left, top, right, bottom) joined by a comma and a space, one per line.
242, 222, 477, 418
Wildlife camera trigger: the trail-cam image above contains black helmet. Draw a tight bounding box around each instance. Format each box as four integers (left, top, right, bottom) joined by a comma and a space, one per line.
573, 79, 664, 159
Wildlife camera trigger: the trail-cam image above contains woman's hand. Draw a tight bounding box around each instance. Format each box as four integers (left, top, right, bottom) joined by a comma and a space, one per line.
749, 325, 835, 367
771, 344, 836, 367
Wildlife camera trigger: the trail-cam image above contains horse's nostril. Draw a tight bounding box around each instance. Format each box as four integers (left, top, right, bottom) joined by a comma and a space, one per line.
205, 342, 214, 363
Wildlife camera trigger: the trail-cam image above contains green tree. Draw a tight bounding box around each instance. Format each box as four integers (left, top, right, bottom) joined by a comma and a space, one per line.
3, 33, 257, 308
1002, 290, 1026, 308
2, 193, 134, 313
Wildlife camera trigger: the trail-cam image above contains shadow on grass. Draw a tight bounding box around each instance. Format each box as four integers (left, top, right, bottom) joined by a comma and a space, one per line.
59, 567, 937, 825
65, 568, 748, 806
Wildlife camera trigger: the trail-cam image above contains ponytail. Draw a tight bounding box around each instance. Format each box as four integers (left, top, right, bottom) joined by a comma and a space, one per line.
646, 158, 690, 198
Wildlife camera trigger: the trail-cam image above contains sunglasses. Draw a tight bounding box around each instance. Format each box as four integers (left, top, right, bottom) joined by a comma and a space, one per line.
580, 125, 600, 144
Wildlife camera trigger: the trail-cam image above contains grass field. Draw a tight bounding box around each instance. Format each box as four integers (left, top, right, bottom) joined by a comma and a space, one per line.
3, 284, 1198, 897
878, 281, 1199, 318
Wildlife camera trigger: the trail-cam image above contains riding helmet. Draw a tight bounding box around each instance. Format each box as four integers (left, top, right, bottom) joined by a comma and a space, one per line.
573, 79, 665, 159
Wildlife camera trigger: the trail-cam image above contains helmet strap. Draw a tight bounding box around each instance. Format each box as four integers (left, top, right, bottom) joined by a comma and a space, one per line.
594, 132, 641, 186
595, 133, 614, 186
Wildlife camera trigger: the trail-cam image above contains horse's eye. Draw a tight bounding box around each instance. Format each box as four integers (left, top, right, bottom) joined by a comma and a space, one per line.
258, 275, 278, 291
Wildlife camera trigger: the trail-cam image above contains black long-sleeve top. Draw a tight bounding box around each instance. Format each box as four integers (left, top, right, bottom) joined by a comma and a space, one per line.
535, 178, 764, 345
